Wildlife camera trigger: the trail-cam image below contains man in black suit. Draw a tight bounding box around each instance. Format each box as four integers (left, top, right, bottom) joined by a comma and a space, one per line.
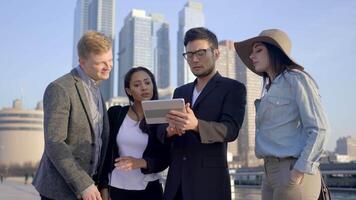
160, 27, 246, 200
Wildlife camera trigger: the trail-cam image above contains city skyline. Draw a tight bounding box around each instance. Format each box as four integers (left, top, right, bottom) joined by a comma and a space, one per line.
117, 9, 170, 96
1, 0, 356, 151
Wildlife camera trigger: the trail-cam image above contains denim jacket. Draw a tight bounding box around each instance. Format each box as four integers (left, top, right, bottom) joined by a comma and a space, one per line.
255, 69, 329, 174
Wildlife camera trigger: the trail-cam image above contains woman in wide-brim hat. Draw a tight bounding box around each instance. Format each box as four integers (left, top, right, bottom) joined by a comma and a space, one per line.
235, 29, 329, 200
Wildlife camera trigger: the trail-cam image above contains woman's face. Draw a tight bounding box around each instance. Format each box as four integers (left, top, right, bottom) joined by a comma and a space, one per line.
126, 70, 154, 103
249, 42, 272, 75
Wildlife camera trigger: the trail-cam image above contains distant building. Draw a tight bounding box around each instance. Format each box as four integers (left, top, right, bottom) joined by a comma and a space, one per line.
0, 100, 44, 166
217, 41, 238, 79
177, 1, 205, 86
217, 40, 263, 168
335, 136, 356, 161
118, 9, 170, 96
72, 0, 90, 68
329, 153, 352, 163
106, 96, 129, 108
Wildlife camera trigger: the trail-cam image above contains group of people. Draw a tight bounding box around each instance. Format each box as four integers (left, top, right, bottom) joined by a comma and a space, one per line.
32, 27, 329, 200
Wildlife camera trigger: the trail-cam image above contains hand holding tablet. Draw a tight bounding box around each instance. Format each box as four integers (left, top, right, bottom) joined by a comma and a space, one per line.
142, 98, 185, 124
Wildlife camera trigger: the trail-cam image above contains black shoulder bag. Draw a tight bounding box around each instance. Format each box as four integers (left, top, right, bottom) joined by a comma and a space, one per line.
318, 176, 331, 200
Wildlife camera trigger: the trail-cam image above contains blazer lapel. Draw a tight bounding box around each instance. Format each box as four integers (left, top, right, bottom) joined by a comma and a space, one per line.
185, 83, 195, 106
193, 72, 221, 109
71, 69, 95, 135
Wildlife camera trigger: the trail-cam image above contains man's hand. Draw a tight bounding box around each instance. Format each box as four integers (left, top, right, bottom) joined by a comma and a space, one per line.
166, 103, 198, 132
166, 122, 184, 137
114, 156, 147, 171
82, 184, 102, 200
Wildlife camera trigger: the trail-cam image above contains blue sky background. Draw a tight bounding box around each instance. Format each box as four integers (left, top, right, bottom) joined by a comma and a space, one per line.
0, 0, 355, 150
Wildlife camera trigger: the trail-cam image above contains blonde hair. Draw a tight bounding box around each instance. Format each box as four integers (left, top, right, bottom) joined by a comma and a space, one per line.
77, 31, 112, 59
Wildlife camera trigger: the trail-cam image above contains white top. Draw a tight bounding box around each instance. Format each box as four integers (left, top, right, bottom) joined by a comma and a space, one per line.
109, 114, 160, 190
192, 86, 202, 106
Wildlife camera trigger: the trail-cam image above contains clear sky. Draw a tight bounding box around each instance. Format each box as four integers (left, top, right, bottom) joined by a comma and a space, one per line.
0, 0, 355, 150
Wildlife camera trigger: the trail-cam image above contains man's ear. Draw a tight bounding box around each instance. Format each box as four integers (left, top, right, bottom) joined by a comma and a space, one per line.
213, 48, 220, 60
79, 57, 85, 67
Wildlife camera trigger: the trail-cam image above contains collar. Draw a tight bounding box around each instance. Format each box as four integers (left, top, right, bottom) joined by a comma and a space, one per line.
76, 66, 100, 89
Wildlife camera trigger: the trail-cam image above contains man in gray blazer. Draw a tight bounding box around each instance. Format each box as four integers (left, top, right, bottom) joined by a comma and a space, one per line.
160, 27, 246, 200
33, 31, 113, 200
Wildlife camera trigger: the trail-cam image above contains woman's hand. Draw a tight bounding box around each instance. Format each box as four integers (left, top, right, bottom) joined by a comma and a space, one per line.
289, 169, 304, 185
114, 156, 147, 171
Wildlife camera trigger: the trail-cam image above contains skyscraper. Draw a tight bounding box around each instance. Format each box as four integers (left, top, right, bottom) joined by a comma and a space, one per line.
217, 40, 263, 167
236, 52, 263, 168
72, 0, 90, 68
151, 14, 170, 89
118, 9, 170, 96
177, 1, 205, 86
72, 0, 116, 102
216, 41, 239, 162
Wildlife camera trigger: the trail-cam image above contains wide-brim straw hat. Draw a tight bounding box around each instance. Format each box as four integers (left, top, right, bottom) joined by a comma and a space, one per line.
234, 29, 304, 76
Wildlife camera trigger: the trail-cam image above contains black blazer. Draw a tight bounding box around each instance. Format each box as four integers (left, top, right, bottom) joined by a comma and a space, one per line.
99, 105, 170, 189
159, 73, 246, 200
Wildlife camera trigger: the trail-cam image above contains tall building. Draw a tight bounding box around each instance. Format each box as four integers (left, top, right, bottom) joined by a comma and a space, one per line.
177, 1, 205, 86
335, 136, 356, 161
151, 14, 170, 89
72, 0, 90, 68
216, 41, 239, 162
118, 9, 170, 96
217, 40, 263, 167
0, 100, 44, 166
72, 0, 116, 102
217, 41, 238, 79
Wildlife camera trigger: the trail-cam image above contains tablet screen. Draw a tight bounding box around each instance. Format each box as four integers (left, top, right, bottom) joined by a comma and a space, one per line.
142, 98, 185, 124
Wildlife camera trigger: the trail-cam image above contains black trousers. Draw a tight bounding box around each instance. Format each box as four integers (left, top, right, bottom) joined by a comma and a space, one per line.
40, 195, 54, 200
110, 179, 163, 200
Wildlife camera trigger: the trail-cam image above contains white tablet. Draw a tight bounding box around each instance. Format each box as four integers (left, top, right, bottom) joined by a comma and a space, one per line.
142, 98, 185, 124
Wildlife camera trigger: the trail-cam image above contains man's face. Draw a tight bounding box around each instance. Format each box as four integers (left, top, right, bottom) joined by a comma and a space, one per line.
79, 49, 113, 82
184, 39, 219, 78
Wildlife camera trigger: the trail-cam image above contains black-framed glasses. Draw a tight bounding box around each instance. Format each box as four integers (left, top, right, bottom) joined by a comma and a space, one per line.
182, 48, 212, 60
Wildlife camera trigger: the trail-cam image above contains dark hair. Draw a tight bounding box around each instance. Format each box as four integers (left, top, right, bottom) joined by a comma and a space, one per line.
261, 42, 315, 90
184, 27, 218, 49
263, 42, 294, 79
124, 66, 159, 133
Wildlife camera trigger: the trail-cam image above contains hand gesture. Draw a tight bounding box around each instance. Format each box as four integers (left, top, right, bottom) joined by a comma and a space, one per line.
166, 121, 184, 137
82, 184, 102, 200
114, 156, 147, 171
166, 103, 198, 132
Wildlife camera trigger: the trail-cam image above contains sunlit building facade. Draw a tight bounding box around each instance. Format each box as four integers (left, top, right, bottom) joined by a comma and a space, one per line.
0, 100, 44, 166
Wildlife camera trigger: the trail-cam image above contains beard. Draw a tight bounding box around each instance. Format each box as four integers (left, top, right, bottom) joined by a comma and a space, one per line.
193, 64, 215, 78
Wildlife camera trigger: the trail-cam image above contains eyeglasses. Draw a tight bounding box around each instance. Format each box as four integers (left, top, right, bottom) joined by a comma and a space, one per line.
182, 48, 212, 60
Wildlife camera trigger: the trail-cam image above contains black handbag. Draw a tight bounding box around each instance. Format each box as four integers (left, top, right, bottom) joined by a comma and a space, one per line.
318, 176, 331, 200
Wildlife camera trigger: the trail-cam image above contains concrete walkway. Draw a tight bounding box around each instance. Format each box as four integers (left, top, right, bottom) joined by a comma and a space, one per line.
0, 177, 39, 200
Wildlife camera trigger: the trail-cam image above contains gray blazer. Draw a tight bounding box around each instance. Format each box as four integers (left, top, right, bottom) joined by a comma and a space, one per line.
33, 69, 109, 200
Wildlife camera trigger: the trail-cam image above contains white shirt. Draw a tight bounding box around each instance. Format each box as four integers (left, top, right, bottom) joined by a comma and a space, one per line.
192, 86, 202, 106
109, 114, 160, 190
